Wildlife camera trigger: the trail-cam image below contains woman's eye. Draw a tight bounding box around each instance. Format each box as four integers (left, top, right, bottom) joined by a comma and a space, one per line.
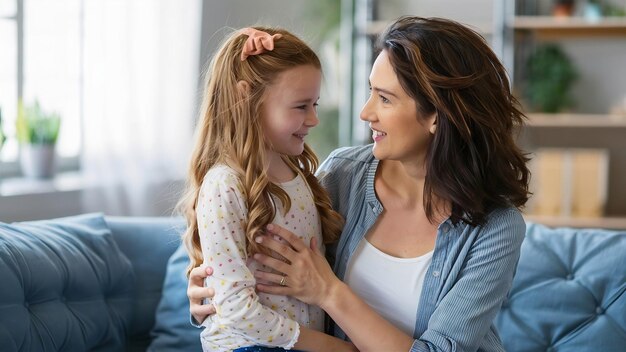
380, 95, 390, 104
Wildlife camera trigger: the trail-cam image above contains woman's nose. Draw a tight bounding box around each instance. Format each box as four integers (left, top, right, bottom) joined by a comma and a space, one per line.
360, 96, 375, 122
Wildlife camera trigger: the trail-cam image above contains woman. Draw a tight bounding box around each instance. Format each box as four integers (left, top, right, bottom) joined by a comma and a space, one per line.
188, 16, 530, 352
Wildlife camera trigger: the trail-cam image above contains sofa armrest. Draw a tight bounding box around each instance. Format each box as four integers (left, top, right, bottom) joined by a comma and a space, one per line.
105, 216, 185, 350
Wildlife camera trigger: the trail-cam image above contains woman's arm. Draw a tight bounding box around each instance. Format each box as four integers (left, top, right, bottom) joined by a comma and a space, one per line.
254, 224, 414, 352
187, 265, 215, 325
186, 264, 357, 351
255, 212, 525, 352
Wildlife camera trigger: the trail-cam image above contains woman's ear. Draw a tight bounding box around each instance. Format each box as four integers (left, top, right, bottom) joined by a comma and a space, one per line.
428, 112, 437, 134
237, 80, 251, 96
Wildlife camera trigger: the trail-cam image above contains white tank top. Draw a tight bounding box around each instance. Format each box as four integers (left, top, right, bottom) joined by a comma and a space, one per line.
344, 239, 433, 336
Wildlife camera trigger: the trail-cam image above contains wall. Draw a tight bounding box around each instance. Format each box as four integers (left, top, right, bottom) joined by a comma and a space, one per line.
1, 1, 312, 223
199, 0, 313, 73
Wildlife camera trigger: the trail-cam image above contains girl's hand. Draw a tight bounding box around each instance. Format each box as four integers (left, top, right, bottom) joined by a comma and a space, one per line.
252, 224, 343, 309
187, 265, 216, 324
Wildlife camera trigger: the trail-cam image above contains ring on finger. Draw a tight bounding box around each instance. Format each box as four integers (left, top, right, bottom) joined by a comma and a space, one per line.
279, 275, 287, 286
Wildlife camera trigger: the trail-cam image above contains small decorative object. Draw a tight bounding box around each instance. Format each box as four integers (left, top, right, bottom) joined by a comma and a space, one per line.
609, 96, 626, 117
525, 44, 579, 113
584, 0, 603, 21
16, 100, 61, 179
553, 0, 576, 17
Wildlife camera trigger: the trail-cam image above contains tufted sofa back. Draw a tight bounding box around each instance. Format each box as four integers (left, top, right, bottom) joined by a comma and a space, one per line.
495, 222, 626, 351
0, 214, 184, 352
0, 214, 135, 351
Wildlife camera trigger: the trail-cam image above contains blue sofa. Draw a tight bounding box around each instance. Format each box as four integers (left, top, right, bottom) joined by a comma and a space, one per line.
0, 214, 624, 351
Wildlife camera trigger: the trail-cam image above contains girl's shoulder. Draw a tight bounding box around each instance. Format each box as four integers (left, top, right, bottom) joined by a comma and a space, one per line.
202, 164, 243, 190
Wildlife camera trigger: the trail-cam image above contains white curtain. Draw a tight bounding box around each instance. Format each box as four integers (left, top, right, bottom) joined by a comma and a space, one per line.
81, 0, 201, 216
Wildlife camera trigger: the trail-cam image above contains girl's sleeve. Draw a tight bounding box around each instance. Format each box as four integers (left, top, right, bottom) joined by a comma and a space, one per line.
197, 173, 300, 349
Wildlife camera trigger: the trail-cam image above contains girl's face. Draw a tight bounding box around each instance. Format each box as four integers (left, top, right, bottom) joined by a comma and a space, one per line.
360, 50, 436, 164
260, 64, 321, 157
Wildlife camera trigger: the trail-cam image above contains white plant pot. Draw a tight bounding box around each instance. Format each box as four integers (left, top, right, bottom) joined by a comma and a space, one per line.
20, 144, 57, 179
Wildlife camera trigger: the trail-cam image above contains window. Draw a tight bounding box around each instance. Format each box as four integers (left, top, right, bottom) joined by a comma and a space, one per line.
0, 0, 82, 177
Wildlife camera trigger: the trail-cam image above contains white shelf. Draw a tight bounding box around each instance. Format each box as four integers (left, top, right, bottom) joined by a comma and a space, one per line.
524, 215, 626, 230
526, 113, 626, 128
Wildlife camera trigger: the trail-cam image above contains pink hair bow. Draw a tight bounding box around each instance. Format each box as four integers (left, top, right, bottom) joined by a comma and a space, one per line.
240, 27, 283, 61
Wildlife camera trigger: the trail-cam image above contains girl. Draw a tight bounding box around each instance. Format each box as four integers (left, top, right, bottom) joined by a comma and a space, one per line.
178, 27, 354, 352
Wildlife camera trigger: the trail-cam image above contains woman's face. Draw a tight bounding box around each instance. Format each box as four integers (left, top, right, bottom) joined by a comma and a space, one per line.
360, 50, 436, 165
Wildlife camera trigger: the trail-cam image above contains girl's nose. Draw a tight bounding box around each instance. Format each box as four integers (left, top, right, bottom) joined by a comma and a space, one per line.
305, 109, 319, 127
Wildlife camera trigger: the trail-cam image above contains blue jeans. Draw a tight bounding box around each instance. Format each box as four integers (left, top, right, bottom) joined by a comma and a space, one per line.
234, 347, 305, 352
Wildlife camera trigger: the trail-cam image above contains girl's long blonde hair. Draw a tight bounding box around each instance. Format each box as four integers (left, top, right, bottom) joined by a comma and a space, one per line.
179, 26, 344, 276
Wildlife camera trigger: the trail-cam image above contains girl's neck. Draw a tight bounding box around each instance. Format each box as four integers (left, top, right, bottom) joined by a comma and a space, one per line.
266, 151, 297, 183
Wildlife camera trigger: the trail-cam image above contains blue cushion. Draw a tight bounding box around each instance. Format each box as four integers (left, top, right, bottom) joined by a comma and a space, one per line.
496, 222, 626, 351
0, 213, 134, 352
148, 244, 202, 351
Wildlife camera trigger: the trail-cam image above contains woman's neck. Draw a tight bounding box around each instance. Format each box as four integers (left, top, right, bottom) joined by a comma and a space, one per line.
377, 160, 425, 208
377, 159, 450, 221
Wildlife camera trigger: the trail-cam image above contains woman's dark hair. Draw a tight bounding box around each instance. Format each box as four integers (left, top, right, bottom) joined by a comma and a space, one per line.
377, 16, 530, 226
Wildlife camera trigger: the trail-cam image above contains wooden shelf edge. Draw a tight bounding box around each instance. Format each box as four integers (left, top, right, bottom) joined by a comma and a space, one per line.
512, 16, 626, 29
525, 113, 626, 127
524, 215, 626, 230
365, 20, 493, 36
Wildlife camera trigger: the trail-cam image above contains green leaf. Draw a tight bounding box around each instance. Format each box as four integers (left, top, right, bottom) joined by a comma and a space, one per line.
16, 100, 62, 145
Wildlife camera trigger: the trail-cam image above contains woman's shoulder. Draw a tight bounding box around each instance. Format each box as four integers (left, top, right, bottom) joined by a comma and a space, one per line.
485, 206, 524, 224
480, 206, 526, 241
317, 144, 375, 179
326, 144, 375, 163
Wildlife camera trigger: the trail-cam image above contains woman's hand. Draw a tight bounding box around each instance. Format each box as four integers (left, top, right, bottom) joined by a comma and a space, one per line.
187, 265, 216, 324
252, 224, 344, 309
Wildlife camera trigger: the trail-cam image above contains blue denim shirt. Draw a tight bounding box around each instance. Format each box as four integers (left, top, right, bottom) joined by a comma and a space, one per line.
317, 145, 525, 352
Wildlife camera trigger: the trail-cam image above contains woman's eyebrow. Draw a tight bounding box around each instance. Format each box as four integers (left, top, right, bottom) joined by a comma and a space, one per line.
372, 86, 398, 98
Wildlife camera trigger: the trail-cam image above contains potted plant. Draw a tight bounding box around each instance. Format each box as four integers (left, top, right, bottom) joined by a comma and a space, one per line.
525, 44, 579, 113
16, 100, 61, 178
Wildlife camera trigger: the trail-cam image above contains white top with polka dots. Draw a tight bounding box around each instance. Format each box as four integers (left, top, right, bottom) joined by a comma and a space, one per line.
198, 164, 324, 351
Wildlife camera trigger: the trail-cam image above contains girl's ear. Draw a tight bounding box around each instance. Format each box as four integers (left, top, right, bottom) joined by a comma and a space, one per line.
237, 80, 251, 96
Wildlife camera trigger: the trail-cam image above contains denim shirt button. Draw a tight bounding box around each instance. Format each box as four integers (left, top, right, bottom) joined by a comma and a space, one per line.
432, 270, 440, 277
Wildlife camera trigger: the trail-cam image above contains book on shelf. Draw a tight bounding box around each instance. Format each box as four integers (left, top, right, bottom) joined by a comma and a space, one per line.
528, 148, 609, 218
